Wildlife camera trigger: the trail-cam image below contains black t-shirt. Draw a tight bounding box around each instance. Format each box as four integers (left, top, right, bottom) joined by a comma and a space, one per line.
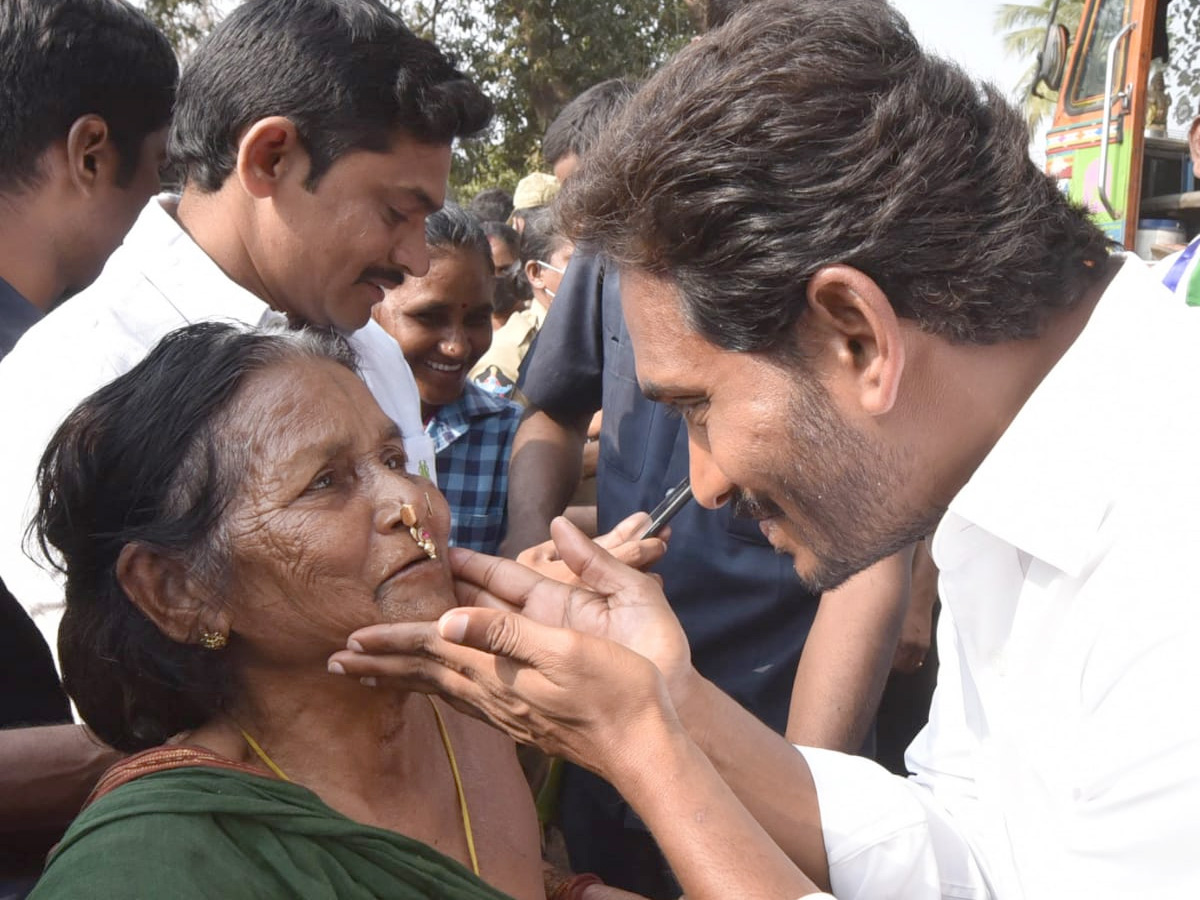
0, 276, 42, 361
0, 279, 70, 727
0, 571, 69, 729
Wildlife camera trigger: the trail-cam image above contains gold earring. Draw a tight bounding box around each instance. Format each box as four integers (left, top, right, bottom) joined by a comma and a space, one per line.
199, 631, 228, 651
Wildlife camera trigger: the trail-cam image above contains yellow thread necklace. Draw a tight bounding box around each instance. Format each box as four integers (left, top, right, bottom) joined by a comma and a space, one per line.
240, 695, 480, 877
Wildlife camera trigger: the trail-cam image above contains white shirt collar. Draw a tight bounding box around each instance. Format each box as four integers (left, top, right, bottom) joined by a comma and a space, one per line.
945, 257, 1172, 577
128, 194, 275, 327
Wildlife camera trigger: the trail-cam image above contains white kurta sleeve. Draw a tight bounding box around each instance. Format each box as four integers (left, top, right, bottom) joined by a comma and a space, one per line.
797, 746, 992, 900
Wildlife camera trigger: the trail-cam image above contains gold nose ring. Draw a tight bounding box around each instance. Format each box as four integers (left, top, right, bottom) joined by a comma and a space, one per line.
399, 502, 437, 560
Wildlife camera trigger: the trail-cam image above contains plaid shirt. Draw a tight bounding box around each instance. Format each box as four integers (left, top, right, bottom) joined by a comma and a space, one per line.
426, 381, 522, 554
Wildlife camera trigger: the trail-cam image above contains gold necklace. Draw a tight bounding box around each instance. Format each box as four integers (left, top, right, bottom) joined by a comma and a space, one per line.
240, 695, 480, 876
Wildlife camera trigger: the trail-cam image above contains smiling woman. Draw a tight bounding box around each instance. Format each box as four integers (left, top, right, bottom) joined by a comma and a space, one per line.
372, 205, 523, 554
26, 322, 543, 899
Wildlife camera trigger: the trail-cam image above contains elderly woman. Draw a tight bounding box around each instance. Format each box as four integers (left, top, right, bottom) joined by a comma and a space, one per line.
26, 322, 546, 899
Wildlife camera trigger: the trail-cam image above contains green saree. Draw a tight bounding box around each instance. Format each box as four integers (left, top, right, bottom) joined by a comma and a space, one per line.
30, 747, 517, 899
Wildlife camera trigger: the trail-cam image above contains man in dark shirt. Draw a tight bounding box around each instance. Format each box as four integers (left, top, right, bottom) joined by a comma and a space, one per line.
0, 280, 41, 362
0, 0, 174, 350
0, 0, 177, 886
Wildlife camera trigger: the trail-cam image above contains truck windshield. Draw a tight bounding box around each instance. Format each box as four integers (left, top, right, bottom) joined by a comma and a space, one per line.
1070, 0, 1128, 106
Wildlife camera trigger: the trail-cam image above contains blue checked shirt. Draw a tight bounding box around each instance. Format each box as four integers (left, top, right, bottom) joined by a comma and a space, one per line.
426, 381, 522, 554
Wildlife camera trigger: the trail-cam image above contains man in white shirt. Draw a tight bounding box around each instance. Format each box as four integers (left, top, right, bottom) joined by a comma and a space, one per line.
0, 0, 492, 664
329, 1, 1200, 898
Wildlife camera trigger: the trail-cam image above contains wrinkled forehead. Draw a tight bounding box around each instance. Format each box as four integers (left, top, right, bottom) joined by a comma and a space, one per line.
223, 358, 394, 473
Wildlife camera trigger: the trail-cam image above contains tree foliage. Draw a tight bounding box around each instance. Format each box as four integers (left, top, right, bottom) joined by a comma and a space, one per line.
134, 0, 221, 57
395, 0, 701, 198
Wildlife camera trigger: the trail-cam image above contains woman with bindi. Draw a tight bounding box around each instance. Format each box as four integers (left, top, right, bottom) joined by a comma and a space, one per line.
372, 205, 523, 555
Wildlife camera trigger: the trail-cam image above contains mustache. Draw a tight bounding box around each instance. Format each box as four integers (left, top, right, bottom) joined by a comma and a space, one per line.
732, 489, 785, 520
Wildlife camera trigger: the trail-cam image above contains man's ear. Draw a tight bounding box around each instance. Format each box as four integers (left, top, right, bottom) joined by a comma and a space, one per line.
116, 542, 229, 646
64, 115, 118, 193
803, 264, 905, 416
1189, 116, 1200, 179
524, 259, 544, 290
236, 116, 305, 200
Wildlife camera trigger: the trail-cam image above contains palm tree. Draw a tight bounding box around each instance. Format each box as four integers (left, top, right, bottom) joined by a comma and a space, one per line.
995, 0, 1085, 130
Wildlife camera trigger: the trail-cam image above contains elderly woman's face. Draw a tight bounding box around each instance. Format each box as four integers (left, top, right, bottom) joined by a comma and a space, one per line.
218, 358, 454, 663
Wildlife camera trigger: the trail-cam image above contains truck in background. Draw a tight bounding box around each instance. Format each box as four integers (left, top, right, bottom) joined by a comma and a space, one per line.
1036, 0, 1198, 258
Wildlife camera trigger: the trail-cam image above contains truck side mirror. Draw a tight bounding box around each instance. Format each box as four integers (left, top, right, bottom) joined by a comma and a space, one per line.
1033, 24, 1069, 96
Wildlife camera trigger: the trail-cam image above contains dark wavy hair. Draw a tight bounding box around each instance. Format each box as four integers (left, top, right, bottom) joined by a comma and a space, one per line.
559, 0, 1110, 350
169, 0, 493, 192
542, 78, 639, 167
468, 187, 514, 225
0, 0, 177, 193
33, 322, 357, 752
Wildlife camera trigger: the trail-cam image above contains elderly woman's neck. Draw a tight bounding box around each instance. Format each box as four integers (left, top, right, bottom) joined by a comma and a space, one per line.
191, 666, 448, 798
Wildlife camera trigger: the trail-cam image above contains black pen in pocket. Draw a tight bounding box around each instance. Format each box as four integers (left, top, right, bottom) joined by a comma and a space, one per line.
639, 476, 693, 539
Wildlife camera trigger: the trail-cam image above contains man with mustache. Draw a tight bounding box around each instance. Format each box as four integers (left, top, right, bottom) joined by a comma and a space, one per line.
0, 0, 491, 663
333, 1, 1200, 897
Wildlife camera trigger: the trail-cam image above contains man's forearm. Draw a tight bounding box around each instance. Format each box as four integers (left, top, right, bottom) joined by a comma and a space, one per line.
669, 551, 914, 884
501, 406, 591, 556
786, 547, 913, 751
0, 724, 122, 830
672, 673, 832, 889
608, 710, 823, 900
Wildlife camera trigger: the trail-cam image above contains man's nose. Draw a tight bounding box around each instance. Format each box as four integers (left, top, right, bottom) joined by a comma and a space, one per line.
391, 224, 431, 278
687, 435, 734, 509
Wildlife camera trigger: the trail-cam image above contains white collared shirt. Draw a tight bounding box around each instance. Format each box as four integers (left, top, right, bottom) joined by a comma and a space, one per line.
0, 195, 433, 666
798, 258, 1200, 899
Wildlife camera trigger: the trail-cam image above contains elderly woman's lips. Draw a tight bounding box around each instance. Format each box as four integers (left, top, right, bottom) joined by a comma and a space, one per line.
377, 555, 435, 593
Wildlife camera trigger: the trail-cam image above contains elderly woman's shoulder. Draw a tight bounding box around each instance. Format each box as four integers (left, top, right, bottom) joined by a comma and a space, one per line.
31, 755, 309, 899
30, 776, 262, 898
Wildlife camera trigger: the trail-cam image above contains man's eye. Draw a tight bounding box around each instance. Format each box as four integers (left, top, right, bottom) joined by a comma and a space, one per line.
681, 401, 710, 426
386, 206, 412, 226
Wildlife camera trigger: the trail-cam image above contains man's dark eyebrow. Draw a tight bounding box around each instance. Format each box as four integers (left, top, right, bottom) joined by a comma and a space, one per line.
640, 380, 669, 403
396, 186, 440, 215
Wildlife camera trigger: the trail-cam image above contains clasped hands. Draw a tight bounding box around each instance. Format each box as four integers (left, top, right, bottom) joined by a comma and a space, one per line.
327, 513, 697, 774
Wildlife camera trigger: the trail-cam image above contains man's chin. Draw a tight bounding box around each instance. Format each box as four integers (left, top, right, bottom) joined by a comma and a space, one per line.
766, 531, 839, 595
790, 560, 856, 596
327, 306, 375, 334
